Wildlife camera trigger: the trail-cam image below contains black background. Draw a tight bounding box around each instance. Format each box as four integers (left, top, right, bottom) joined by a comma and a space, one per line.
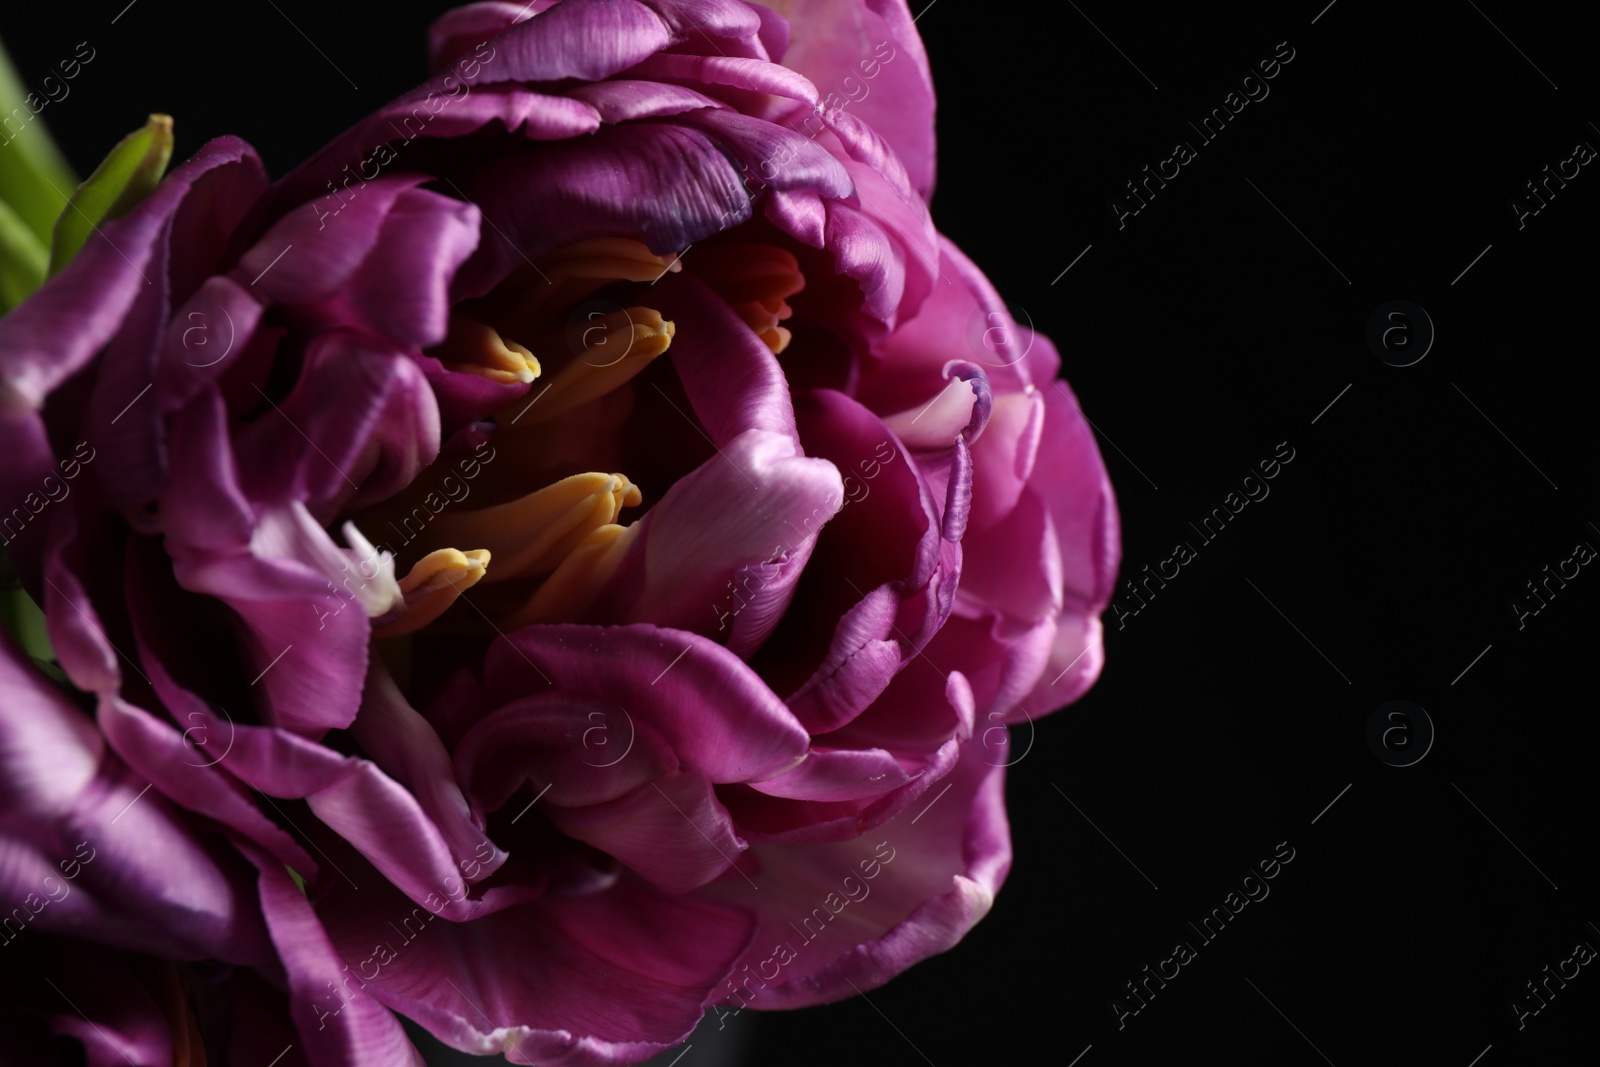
4, 1, 1599, 1064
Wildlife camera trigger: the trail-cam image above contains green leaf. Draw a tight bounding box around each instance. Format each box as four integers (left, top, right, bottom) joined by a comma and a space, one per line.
0, 37, 78, 245
0, 550, 54, 665
0, 195, 47, 312
48, 113, 173, 278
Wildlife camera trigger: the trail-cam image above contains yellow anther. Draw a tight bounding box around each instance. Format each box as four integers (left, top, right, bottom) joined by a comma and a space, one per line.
515, 307, 674, 424
501, 521, 641, 628
433, 316, 540, 385
420, 472, 641, 582
371, 548, 490, 639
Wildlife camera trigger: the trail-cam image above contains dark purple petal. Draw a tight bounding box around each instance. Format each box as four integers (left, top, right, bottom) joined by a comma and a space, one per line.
232, 332, 440, 516
449, 122, 754, 296
0, 633, 273, 964
241, 843, 428, 1067
348, 187, 482, 349
351, 658, 508, 883
0, 137, 262, 413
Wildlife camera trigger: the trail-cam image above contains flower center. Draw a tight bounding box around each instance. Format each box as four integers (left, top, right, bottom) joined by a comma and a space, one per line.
364, 237, 805, 639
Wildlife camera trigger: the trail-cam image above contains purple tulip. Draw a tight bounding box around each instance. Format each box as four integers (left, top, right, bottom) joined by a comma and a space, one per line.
0, 1, 1118, 1063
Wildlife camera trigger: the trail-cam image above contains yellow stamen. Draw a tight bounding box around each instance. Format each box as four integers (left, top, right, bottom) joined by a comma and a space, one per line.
540, 237, 686, 285
692, 244, 804, 354
433, 316, 541, 385
501, 521, 641, 628
371, 548, 491, 639
420, 472, 641, 582
514, 307, 674, 425
487, 238, 685, 335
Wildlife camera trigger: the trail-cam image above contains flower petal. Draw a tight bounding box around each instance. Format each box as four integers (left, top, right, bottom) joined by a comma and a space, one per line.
754, 0, 937, 198
318, 859, 758, 1063
482, 624, 811, 783
544, 769, 746, 893
240, 843, 428, 1067
701, 737, 1009, 1008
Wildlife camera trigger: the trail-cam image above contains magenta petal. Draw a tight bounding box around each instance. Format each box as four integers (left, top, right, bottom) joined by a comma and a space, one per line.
1036, 375, 1122, 620
415, 350, 531, 433
639, 0, 766, 46
858, 237, 1033, 413
654, 273, 799, 447
160, 389, 255, 554
623, 53, 819, 108
176, 548, 372, 737
237, 176, 424, 307
370, 85, 602, 143
1021, 608, 1106, 715
775, 388, 948, 732
483, 624, 810, 783
0, 139, 264, 578
351, 658, 508, 883
293, 2, 670, 215
701, 737, 1009, 1008
614, 429, 843, 637
967, 386, 1045, 533
157, 393, 380, 736
545, 770, 746, 893
566, 79, 724, 121
40, 510, 123, 695
957, 485, 1063, 627
764, 187, 828, 247
674, 108, 853, 198
83, 224, 173, 509
233, 333, 441, 513
820, 199, 904, 335
822, 630, 973, 756
449, 122, 754, 295
348, 187, 482, 349
427, 3, 545, 72
209, 721, 527, 921
761, 0, 937, 198
155, 276, 266, 415
461, 0, 673, 82
782, 588, 904, 733
454, 693, 681, 813
748, 746, 911, 801
318, 862, 758, 1063
0, 137, 262, 412
96, 694, 319, 885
